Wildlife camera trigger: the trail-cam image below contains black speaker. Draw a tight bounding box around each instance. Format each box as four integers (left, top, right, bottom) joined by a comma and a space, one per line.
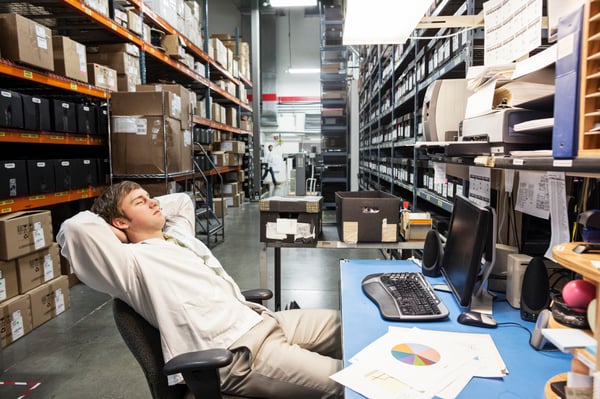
520, 257, 550, 322
422, 229, 443, 277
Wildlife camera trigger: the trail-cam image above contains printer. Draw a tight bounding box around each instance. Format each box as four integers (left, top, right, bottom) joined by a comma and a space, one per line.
460, 108, 553, 154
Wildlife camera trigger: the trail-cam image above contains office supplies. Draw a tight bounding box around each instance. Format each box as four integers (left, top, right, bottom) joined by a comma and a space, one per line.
361, 272, 449, 321
457, 310, 497, 328
552, 5, 583, 158
541, 328, 597, 352
460, 108, 553, 154
399, 212, 432, 241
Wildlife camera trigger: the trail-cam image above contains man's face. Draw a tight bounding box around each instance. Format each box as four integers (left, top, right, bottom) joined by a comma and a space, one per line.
113, 188, 165, 235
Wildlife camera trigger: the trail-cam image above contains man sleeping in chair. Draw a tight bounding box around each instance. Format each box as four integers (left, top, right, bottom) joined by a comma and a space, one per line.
57, 180, 342, 398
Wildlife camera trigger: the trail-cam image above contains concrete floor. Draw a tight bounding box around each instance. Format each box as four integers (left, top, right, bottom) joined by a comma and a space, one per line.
0, 184, 381, 399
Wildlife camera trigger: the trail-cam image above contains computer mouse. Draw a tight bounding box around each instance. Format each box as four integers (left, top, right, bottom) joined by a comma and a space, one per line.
457, 311, 497, 328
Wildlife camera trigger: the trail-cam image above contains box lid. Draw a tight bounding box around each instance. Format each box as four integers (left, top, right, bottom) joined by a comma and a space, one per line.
259, 196, 323, 213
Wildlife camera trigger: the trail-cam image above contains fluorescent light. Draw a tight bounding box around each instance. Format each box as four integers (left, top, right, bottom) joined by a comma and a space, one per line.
270, 0, 317, 7
287, 67, 320, 74
343, 0, 432, 45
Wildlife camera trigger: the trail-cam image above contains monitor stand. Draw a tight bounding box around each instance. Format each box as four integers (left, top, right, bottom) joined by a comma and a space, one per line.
470, 288, 495, 315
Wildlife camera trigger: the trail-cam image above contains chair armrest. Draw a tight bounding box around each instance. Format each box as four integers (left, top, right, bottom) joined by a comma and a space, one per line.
242, 288, 273, 304
163, 348, 233, 375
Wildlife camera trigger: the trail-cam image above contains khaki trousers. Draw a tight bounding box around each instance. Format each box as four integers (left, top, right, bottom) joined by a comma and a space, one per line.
220, 308, 343, 398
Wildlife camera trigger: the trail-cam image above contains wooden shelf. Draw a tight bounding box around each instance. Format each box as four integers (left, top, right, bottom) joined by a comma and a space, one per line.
0, 186, 106, 213
0, 129, 107, 146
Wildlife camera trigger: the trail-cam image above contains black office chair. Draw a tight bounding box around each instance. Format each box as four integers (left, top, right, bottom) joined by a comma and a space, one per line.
112, 289, 273, 399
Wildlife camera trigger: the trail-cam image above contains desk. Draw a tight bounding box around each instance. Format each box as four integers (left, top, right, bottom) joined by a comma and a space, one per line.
340, 259, 571, 398
260, 226, 424, 310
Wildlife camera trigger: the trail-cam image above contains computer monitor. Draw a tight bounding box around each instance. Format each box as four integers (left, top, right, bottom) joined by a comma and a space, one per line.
440, 195, 491, 308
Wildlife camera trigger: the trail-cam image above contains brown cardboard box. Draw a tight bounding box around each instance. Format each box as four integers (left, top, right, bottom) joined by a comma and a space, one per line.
117, 73, 139, 92
28, 276, 70, 329
16, 243, 60, 294
0, 260, 18, 303
52, 36, 88, 82
218, 141, 245, 154
335, 191, 400, 243
135, 84, 191, 128
127, 9, 143, 35
259, 196, 323, 244
111, 116, 191, 174
0, 294, 32, 348
0, 210, 52, 261
161, 34, 186, 59
213, 197, 227, 218
59, 255, 80, 288
97, 43, 140, 57
87, 51, 140, 77
87, 63, 117, 91
0, 13, 54, 71
211, 151, 229, 167
225, 107, 237, 127
111, 91, 181, 120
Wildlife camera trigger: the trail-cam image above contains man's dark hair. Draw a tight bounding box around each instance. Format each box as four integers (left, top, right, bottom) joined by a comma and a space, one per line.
91, 181, 142, 224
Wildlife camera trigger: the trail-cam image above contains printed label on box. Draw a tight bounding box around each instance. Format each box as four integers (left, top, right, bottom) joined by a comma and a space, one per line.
55, 288, 65, 315
0, 278, 5, 301
44, 253, 54, 282
33, 222, 45, 250
11, 309, 24, 340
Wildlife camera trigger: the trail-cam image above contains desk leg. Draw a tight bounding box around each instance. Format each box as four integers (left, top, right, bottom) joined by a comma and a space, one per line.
259, 244, 269, 304
275, 247, 281, 311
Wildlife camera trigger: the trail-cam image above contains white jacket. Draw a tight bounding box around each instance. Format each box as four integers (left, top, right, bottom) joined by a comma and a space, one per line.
57, 193, 263, 384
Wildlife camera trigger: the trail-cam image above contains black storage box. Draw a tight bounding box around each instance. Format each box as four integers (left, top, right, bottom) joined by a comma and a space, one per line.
97, 158, 109, 185
97, 105, 108, 136
0, 160, 27, 199
22, 94, 51, 131
259, 196, 323, 244
0, 89, 24, 129
51, 100, 77, 133
335, 191, 401, 243
27, 160, 55, 195
76, 104, 97, 135
53, 159, 72, 191
70, 158, 97, 189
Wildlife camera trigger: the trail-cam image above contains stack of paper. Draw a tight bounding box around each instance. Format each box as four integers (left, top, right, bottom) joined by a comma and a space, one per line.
330, 327, 507, 399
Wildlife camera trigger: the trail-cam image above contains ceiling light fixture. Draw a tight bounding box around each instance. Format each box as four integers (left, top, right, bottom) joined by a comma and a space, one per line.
270, 0, 317, 7
343, 0, 432, 45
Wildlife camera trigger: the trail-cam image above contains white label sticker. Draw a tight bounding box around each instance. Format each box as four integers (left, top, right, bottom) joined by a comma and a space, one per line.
43, 253, 54, 281
55, 288, 65, 315
0, 278, 6, 301
11, 309, 24, 341
33, 221, 46, 250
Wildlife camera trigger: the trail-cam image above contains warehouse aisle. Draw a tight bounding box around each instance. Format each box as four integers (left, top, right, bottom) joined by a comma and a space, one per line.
0, 188, 382, 399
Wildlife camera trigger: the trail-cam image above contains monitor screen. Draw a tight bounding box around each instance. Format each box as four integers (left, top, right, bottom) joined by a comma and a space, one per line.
440, 195, 491, 307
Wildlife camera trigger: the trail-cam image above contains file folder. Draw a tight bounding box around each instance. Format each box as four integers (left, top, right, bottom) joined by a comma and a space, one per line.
552, 6, 583, 159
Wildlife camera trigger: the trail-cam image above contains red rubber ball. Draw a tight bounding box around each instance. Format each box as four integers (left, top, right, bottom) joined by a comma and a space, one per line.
562, 280, 596, 312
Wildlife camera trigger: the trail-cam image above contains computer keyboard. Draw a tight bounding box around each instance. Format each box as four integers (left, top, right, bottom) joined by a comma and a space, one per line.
361, 272, 450, 321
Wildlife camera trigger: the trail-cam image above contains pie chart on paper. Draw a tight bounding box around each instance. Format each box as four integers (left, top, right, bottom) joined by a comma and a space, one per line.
390, 343, 441, 366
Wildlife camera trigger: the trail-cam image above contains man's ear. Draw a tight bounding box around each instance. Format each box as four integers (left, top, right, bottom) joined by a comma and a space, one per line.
112, 217, 129, 230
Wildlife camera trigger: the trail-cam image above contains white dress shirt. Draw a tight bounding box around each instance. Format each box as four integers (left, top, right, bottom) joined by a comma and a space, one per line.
57, 193, 263, 384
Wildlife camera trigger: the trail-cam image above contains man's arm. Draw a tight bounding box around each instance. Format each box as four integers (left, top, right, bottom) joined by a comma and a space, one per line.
57, 211, 136, 297
156, 193, 195, 235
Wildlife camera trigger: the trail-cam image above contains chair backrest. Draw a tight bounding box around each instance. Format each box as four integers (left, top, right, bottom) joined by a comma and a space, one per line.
112, 298, 188, 399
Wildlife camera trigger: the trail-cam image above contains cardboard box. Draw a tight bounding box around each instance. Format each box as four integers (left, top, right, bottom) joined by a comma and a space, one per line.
0, 294, 32, 348
218, 141, 245, 154
135, 84, 191, 128
0, 160, 27, 199
0, 210, 52, 261
52, 36, 88, 82
111, 116, 190, 174
111, 90, 181, 121
259, 196, 323, 244
161, 34, 186, 59
97, 43, 140, 57
87, 63, 117, 91
0, 260, 18, 303
87, 51, 139, 76
26, 160, 55, 195
335, 191, 400, 243
213, 197, 227, 218
16, 243, 60, 294
28, 275, 70, 329
0, 13, 54, 72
